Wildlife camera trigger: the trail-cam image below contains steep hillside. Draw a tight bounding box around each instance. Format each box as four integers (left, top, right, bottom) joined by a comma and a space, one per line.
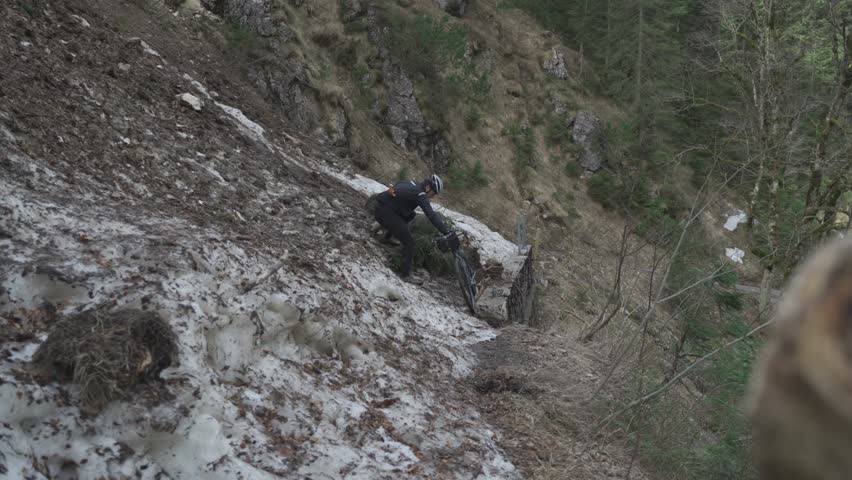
164, 0, 618, 239
0, 0, 724, 478
0, 1, 528, 478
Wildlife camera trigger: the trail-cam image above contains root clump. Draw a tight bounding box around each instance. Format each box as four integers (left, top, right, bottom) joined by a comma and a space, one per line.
32, 309, 178, 413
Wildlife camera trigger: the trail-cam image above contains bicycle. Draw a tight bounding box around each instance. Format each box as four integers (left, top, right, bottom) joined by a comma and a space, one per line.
434, 231, 478, 315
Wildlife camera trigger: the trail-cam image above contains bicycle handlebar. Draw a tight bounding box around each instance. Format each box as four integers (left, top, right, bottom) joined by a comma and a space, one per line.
434, 231, 461, 253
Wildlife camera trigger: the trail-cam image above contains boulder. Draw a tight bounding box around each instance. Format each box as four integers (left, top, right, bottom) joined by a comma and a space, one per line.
477, 246, 536, 327
570, 111, 605, 171
177, 93, 204, 111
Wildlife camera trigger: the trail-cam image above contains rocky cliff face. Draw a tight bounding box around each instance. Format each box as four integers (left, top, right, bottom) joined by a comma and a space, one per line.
190, 0, 608, 201
382, 63, 454, 172
571, 111, 606, 172
0, 1, 524, 477
203, 0, 337, 141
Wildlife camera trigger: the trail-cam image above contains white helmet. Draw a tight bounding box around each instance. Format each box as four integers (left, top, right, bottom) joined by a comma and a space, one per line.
428, 174, 444, 194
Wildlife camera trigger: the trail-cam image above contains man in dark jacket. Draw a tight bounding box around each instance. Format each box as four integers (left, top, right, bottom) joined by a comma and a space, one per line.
374, 174, 450, 283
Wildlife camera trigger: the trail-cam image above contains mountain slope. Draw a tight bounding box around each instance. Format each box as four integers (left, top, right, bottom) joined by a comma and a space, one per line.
0, 1, 521, 477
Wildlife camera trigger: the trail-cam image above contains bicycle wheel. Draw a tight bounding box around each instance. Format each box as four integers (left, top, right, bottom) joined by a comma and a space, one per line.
454, 252, 478, 315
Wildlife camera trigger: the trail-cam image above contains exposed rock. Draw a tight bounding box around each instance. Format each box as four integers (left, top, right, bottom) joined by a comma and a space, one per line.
203, 0, 292, 44
70, 15, 91, 28
200, 0, 225, 15
570, 111, 605, 171
385, 66, 427, 142
248, 63, 322, 134
177, 93, 204, 111
126, 37, 162, 57
365, 8, 384, 44
363, 11, 454, 170
434, 0, 466, 17
726, 247, 745, 264
333, 107, 350, 145
550, 92, 569, 117
383, 64, 453, 172
204, 1, 327, 136
724, 210, 748, 231
543, 47, 569, 80
389, 125, 408, 146
477, 247, 536, 327
341, 0, 368, 22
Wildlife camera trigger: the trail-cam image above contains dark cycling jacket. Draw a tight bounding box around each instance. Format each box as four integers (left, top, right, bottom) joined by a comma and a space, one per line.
375, 180, 450, 234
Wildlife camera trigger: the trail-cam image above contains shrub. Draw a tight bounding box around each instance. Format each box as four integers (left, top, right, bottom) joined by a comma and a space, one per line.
225, 22, 265, 59
545, 115, 571, 147
447, 161, 488, 190
716, 269, 738, 288
311, 29, 341, 48
343, 17, 369, 34
587, 171, 620, 210
384, 14, 468, 81
18, 0, 43, 17
334, 39, 360, 69
465, 107, 482, 130
396, 166, 410, 182
564, 160, 582, 178
714, 291, 744, 311
503, 122, 537, 169
388, 216, 455, 276
378, 11, 490, 122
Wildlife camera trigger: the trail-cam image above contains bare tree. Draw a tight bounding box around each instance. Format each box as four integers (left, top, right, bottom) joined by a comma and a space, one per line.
695, 0, 831, 306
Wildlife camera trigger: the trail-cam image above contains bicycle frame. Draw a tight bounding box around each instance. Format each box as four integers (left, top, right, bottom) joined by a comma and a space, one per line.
435, 232, 478, 315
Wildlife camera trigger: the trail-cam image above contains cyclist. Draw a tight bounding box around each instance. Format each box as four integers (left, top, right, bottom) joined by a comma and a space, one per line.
373, 174, 450, 284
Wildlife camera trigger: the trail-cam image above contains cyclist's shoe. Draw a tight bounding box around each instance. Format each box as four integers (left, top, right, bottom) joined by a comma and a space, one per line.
401, 272, 426, 285
380, 233, 400, 246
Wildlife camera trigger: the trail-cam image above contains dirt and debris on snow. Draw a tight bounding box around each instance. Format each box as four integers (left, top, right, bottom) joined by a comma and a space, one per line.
0, 0, 523, 477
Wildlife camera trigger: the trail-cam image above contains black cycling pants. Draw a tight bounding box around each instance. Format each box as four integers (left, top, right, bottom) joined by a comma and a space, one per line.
375, 204, 414, 277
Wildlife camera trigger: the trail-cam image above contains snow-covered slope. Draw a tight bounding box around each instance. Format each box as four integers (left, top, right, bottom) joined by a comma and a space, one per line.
1, 166, 517, 479
0, 1, 520, 477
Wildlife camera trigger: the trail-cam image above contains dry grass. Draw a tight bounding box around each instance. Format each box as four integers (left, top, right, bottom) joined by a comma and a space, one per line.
32, 309, 178, 413
472, 325, 648, 479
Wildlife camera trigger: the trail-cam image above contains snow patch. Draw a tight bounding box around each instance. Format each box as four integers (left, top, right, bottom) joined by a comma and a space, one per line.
324, 170, 519, 262
140, 40, 161, 57
216, 102, 273, 151
726, 247, 745, 264
724, 210, 747, 231
0, 177, 519, 479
